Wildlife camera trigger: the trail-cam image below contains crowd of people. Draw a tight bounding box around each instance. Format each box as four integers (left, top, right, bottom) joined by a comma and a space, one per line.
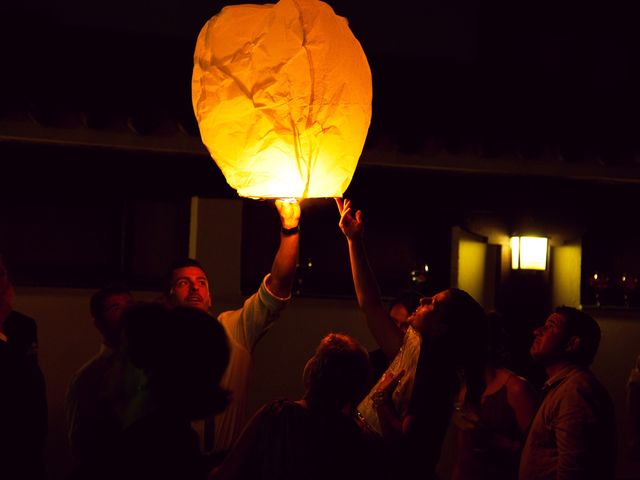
0, 198, 636, 479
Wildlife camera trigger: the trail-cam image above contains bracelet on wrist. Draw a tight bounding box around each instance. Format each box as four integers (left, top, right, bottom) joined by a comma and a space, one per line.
281, 225, 300, 236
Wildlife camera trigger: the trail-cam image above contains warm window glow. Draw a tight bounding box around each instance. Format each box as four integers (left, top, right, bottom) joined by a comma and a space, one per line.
510, 236, 548, 270
192, 0, 372, 199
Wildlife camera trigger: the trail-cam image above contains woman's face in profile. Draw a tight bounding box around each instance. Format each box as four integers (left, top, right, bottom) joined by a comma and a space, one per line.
408, 290, 451, 338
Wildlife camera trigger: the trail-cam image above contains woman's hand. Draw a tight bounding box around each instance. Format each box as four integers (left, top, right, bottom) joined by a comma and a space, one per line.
372, 369, 405, 408
335, 198, 363, 241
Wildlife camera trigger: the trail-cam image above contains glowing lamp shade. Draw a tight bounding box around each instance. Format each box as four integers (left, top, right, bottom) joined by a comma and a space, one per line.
510, 236, 548, 270
192, 0, 372, 199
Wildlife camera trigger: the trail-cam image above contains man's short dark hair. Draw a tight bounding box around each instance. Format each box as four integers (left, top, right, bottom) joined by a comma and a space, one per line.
555, 306, 601, 367
90, 285, 131, 321
164, 258, 208, 294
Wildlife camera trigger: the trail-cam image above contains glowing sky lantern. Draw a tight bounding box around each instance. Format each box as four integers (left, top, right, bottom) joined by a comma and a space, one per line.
192, 0, 372, 199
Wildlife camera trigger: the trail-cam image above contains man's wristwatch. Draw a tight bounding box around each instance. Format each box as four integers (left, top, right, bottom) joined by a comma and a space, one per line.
281, 225, 300, 236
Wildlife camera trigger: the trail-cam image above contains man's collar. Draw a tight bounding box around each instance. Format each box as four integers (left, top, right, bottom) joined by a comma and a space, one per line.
543, 364, 582, 391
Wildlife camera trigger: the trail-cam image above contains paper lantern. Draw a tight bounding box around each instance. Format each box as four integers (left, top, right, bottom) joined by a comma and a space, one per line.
192, 0, 372, 199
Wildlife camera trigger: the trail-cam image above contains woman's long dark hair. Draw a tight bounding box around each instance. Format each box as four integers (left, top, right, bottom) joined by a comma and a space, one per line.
412, 289, 488, 407
443, 288, 488, 410
405, 289, 488, 477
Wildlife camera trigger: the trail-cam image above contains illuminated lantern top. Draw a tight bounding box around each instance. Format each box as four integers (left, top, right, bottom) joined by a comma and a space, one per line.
192, 0, 372, 199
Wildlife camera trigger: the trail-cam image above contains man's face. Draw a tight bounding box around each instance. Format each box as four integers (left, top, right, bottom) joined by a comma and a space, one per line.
170, 266, 212, 311
97, 292, 133, 344
408, 290, 451, 337
530, 312, 570, 365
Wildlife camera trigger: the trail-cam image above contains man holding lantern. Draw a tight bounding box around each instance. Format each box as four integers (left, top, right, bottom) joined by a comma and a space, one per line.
189, 0, 370, 461
166, 199, 301, 461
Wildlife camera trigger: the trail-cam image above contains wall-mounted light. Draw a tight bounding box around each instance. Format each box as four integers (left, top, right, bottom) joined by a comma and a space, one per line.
510, 236, 548, 270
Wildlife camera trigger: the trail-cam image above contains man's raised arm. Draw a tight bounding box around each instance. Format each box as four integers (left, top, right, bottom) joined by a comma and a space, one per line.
266, 199, 301, 299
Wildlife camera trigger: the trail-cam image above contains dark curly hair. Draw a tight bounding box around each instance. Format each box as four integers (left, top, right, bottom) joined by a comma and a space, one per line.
303, 333, 371, 412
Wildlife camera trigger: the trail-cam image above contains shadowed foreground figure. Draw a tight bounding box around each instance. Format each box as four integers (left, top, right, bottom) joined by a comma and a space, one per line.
211, 333, 378, 480
107, 304, 230, 480
519, 306, 616, 480
627, 353, 640, 460
0, 256, 47, 480
65, 285, 135, 476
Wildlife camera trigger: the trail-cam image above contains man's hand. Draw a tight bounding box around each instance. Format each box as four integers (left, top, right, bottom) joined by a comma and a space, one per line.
268, 199, 301, 298
275, 199, 301, 230
335, 198, 363, 240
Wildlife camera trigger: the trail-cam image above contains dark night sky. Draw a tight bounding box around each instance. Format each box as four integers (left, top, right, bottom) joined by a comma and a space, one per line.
8, 0, 634, 63
11, 0, 479, 59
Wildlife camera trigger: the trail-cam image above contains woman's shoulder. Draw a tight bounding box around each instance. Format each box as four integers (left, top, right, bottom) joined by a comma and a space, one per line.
500, 369, 536, 399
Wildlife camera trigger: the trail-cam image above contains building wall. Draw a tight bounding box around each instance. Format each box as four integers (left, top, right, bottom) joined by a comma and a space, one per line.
592, 310, 640, 480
